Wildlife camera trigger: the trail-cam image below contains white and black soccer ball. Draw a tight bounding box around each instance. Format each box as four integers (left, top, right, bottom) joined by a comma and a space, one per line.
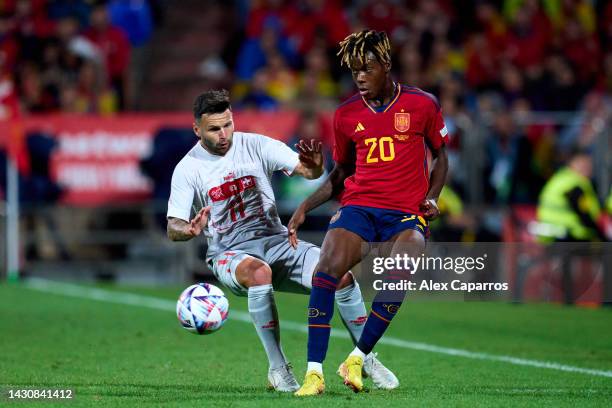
176, 283, 229, 335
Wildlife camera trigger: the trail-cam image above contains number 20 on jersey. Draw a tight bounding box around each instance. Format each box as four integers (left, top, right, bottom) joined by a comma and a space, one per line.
365, 137, 395, 163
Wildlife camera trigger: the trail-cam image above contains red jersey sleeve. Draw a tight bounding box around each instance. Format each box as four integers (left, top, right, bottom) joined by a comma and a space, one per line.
332, 109, 355, 164
425, 104, 449, 150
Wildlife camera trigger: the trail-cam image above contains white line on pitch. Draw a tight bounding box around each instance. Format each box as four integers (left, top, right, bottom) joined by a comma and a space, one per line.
21, 278, 612, 379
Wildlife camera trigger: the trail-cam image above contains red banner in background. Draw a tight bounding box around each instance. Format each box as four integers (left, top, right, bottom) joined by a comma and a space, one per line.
16, 111, 301, 206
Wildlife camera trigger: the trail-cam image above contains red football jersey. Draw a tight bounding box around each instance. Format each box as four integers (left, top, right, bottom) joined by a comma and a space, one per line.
333, 83, 448, 214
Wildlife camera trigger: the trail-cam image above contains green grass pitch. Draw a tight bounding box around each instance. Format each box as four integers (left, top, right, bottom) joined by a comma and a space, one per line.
1, 281, 611, 407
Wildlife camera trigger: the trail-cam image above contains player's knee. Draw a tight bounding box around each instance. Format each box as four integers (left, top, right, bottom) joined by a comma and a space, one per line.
249, 263, 272, 286
236, 258, 272, 288
315, 254, 348, 280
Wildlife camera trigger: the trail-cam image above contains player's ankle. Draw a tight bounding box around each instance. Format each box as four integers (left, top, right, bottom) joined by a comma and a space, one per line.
307, 361, 323, 374
349, 346, 367, 360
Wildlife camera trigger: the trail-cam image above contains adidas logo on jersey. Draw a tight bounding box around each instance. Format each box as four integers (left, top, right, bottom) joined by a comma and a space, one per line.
355, 122, 365, 132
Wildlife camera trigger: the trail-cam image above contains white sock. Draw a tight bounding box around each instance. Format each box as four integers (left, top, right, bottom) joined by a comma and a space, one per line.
335, 279, 367, 345
349, 346, 367, 360
307, 361, 323, 374
248, 284, 286, 370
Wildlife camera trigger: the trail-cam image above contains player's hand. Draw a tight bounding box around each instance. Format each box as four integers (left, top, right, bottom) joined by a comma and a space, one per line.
189, 207, 211, 237
419, 198, 440, 220
287, 206, 306, 249
295, 138, 323, 170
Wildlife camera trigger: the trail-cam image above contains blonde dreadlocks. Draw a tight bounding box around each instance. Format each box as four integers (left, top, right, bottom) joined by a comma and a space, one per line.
337, 30, 391, 68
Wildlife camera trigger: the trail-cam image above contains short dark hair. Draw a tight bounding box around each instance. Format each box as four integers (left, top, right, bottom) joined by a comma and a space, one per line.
193, 89, 231, 121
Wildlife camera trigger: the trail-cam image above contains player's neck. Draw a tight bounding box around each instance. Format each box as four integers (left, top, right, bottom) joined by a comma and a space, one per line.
366, 79, 397, 108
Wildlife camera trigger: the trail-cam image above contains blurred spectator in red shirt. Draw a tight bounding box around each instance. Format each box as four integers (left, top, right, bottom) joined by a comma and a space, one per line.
475, 1, 508, 52
504, 3, 551, 70
283, 0, 349, 55
17, 62, 51, 112
14, 0, 55, 38
0, 13, 18, 75
245, 0, 298, 39
0, 70, 19, 120
559, 16, 600, 83
244, 0, 347, 54
465, 32, 499, 90
84, 2, 130, 109
13, 0, 56, 62
358, 0, 404, 37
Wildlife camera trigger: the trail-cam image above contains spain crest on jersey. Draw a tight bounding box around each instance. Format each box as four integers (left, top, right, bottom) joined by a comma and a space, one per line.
394, 112, 410, 132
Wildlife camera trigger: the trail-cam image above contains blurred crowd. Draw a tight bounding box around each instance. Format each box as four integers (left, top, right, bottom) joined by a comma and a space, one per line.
230, 0, 611, 110
0, 0, 157, 115
0, 0, 609, 242
225, 0, 610, 212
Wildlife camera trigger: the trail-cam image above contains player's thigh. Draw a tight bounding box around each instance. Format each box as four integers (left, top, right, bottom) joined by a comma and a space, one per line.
275, 240, 320, 294
317, 228, 365, 279
210, 251, 271, 296
386, 229, 426, 259
280, 242, 356, 292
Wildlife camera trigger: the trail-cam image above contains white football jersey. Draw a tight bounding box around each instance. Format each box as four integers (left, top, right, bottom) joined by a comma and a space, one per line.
167, 132, 299, 260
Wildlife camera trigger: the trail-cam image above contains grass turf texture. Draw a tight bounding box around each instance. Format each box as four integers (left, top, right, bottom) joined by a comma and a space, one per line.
1, 282, 611, 407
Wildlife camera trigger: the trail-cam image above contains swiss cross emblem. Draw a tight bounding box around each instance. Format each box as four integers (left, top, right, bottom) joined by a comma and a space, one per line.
209, 187, 224, 200
240, 178, 252, 188
394, 112, 410, 132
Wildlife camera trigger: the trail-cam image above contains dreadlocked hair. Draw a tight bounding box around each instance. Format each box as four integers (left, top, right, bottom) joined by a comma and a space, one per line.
337, 30, 391, 68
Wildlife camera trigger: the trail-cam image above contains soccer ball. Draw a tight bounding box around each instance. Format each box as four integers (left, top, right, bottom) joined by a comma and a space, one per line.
176, 283, 229, 335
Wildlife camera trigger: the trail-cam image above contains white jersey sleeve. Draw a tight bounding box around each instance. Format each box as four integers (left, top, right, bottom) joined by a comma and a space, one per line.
167, 161, 195, 222
257, 134, 300, 176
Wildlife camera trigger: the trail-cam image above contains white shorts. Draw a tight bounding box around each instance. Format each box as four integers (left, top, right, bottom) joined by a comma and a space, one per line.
208, 234, 320, 296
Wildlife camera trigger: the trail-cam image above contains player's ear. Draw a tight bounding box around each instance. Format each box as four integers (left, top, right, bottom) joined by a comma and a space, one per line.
384, 60, 391, 73
192, 122, 200, 138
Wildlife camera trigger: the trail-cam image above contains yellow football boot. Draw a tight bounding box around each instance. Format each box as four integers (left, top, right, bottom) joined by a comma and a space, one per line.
294, 370, 325, 396
338, 355, 364, 392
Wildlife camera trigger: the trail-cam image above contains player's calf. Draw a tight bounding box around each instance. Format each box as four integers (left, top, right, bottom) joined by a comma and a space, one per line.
356, 269, 409, 356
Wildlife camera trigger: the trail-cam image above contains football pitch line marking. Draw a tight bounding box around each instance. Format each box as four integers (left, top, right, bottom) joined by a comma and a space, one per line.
22, 278, 612, 380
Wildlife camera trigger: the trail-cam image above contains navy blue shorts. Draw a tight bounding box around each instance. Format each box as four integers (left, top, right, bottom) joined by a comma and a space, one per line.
328, 205, 429, 242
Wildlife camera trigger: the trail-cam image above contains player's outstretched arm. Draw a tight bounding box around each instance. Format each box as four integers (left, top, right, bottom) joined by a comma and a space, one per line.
292, 139, 324, 180
420, 145, 448, 220
167, 207, 211, 241
288, 162, 354, 248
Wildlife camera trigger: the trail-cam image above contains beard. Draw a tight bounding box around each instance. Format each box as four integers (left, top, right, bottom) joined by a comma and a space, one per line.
201, 137, 231, 156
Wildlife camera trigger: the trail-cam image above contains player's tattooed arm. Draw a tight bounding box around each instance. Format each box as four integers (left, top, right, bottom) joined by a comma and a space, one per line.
420, 145, 448, 220
288, 162, 354, 248
292, 139, 324, 179
167, 207, 211, 241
